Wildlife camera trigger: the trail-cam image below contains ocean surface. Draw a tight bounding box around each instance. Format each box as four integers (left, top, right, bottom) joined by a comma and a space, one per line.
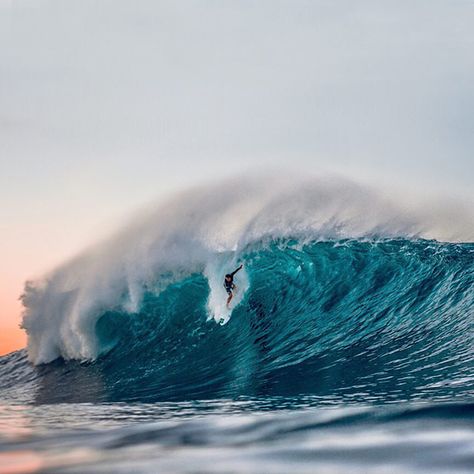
1, 180, 473, 473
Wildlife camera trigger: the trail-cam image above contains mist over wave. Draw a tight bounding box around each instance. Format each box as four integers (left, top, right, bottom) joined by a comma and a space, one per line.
20, 175, 473, 370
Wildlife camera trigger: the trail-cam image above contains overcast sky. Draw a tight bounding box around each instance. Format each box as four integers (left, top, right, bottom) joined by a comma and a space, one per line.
1, 0, 473, 351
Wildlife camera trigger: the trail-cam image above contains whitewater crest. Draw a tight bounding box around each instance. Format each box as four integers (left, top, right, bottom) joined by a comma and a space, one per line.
21, 175, 473, 365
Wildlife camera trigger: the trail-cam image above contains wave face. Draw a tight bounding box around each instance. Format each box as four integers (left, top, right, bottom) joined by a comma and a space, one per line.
15, 238, 473, 404
15, 176, 474, 404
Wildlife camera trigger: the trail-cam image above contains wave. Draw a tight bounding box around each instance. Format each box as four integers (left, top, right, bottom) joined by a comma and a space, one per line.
10, 238, 474, 404
20, 175, 473, 363
13, 175, 474, 403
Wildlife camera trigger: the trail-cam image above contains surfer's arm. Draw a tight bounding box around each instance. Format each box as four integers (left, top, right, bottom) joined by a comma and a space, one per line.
230, 264, 243, 277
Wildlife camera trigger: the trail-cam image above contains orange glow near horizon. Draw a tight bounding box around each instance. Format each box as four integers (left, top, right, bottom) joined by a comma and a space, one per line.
1, 295, 27, 356
0, 327, 26, 357
1, 273, 28, 356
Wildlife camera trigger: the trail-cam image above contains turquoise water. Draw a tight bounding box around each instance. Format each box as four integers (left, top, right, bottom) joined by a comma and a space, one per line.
1, 238, 473, 472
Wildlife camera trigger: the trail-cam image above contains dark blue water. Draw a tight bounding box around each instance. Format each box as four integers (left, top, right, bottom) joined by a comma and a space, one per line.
1, 239, 473, 473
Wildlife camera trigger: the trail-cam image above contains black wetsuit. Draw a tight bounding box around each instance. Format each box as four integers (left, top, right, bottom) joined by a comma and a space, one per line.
224, 265, 242, 295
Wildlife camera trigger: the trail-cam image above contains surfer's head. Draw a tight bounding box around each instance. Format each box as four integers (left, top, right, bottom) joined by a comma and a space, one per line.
225, 274, 232, 281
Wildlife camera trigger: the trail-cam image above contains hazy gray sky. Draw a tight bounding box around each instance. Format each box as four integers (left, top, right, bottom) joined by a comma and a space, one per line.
1, 1, 473, 339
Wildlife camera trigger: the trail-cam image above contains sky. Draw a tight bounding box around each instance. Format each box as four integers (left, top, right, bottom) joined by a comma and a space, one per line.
1, 0, 473, 355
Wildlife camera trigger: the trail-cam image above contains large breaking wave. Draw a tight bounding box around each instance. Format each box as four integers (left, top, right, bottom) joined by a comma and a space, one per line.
15, 175, 474, 403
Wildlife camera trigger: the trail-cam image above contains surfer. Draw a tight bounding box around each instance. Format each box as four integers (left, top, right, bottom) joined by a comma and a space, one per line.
224, 264, 243, 308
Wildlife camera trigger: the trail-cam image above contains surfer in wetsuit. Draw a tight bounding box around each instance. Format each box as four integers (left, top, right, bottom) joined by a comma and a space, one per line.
224, 264, 243, 308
